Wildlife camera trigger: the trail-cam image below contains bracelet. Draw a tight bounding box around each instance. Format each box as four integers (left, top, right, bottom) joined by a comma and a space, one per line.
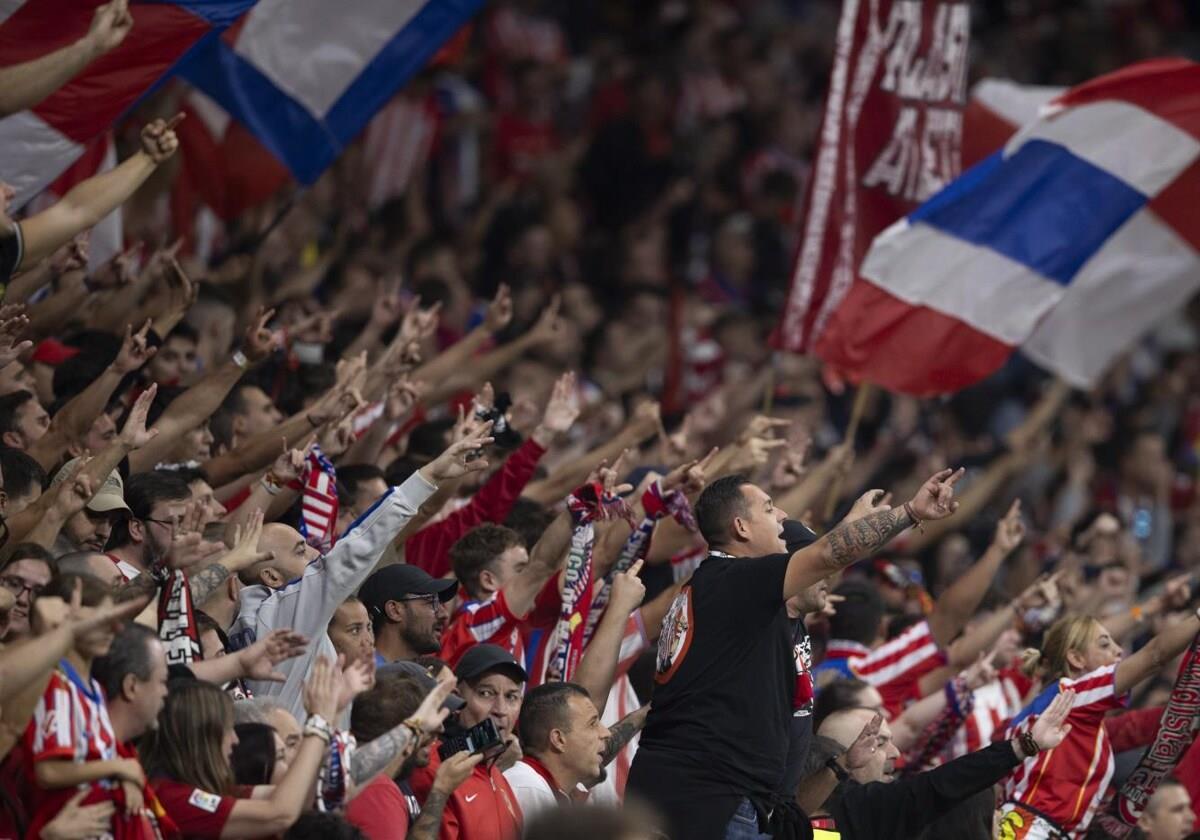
903, 502, 925, 533
260, 474, 282, 496
402, 717, 428, 738
400, 720, 423, 745
305, 714, 334, 744
232, 349, 249, 370
1018, 730, 1040, 758
825, 756, 850, 782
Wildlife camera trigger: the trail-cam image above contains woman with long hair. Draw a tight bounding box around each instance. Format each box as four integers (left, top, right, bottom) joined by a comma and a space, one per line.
140, 657, 340, 839
999, 606, 1200, 839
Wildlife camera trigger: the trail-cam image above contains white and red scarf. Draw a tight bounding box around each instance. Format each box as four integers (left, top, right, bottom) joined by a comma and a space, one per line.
299, 444, 338, 550
153, 566, 201, 668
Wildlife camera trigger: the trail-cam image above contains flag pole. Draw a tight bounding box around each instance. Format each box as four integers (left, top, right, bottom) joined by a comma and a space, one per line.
821, 382, 872, 524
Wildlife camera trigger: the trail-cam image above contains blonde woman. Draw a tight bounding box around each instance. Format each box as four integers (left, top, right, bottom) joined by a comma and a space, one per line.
998, 604, 1200, 839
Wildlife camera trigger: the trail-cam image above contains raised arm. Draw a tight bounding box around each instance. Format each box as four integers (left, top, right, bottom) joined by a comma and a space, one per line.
0, 0, 131, 117
503, 505, 573, 619
926, 500, 1024, 647
19, 116, 180, 269
1115, 603, 1200, 696
129, 309, 277, 472
783, 469, 964, 600
574, 561, 646, 714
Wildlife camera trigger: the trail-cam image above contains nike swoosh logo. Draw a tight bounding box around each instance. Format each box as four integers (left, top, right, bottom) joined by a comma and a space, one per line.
464, 794, 478, 803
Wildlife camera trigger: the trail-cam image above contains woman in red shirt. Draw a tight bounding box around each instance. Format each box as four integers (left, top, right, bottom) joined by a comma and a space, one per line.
139, 658, 342, 839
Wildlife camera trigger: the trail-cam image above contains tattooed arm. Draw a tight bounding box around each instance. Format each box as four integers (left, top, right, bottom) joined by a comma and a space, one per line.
783, 469, 964, 599
409, 751, 482, 840
599, 705, 650, 767
349, 723, 417, 785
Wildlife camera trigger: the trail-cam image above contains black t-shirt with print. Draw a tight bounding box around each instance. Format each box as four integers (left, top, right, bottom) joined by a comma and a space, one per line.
627, 552, 794, 840
779, 615, 815, 796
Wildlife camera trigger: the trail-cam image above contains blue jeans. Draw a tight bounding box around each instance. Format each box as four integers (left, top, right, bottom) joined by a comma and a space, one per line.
724, 798, 771, 840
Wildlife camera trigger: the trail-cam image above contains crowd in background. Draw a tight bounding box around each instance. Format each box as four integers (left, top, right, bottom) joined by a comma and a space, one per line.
0, 0, 1199, 839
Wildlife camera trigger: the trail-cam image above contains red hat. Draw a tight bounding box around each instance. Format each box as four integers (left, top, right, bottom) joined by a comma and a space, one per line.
30, 339, 79, 366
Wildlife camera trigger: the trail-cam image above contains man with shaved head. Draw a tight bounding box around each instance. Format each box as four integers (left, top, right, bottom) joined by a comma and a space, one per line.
227, 429, 491, 719
805, 695, 1076, 839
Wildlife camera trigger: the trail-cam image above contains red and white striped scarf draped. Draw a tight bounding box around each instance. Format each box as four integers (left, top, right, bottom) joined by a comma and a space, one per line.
582, 481, 696, 647
154, 566, 201, 668
544, 483, 630, 683
299, 444, 338, 550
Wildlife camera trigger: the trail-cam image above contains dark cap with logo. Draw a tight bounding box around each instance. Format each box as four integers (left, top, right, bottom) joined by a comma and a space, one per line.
359, 564, 457, 621
454, 643, 527, 685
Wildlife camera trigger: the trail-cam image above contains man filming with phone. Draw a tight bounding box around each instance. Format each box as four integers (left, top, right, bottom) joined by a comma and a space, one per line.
409, 644, 527, 840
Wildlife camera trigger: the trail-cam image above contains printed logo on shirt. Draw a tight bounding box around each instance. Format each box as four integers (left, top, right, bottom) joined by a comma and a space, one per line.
188, 789, 222, 813
794, 632, 814, 716
655, 587, 694, 683
464, 794, 478, 803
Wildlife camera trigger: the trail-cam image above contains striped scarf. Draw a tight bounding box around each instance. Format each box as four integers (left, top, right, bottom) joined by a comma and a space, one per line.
316, 731, 355, 813
582, 481, 696, 647
154, 566, 201, 668
299, 444, 338, 550
1087, 631, 1200, 839
545, 483, 630, 683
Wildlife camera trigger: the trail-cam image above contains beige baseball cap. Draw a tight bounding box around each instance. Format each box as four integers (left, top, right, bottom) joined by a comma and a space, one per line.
51, 457, 131, 514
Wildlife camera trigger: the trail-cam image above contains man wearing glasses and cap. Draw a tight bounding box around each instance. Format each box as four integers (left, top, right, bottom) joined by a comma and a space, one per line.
359, 564, 458, 667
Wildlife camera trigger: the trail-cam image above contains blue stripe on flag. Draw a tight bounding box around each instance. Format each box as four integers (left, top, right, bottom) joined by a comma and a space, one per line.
176, 0, 483, 185
177, 38, 337, 183
910, 140, 1147, 286
324, 0, 485, 146
165, 0, 261, 27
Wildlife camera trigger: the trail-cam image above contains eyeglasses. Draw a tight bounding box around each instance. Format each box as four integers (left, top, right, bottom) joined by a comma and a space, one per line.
0, 573, 43, 599
143, 517, 182, 531
396, 594, 440, 610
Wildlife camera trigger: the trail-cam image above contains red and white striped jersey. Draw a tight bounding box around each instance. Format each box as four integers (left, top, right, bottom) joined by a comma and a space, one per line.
945, 669, 1029, 759
439, 577, 561, 675
26, 666, 118, 767
1003, 664, 1128, 837
816, 619, 947, 716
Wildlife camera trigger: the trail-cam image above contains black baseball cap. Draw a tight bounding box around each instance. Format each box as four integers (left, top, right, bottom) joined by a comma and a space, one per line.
377, 660, 467, 711
359, 564, 457, 621
454, 643, 527, 684
783, 519, 819, 553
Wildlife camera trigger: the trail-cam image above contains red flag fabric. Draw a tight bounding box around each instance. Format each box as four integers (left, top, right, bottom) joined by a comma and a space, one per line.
776, 0, 970, 355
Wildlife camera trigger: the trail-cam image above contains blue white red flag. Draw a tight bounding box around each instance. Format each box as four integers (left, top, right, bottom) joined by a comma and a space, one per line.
176, 0, 483, 185
816, 59, 1200, 394
0, 0, 481, 212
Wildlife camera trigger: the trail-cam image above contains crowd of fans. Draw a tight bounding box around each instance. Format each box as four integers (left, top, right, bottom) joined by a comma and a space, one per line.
0, 0, 1198, 839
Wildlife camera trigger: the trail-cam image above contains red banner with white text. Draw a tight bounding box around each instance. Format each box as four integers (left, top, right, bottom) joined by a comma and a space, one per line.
776, 0, 970, 356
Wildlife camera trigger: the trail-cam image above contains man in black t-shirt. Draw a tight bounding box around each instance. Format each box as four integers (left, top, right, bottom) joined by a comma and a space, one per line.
626, 468, 964, 840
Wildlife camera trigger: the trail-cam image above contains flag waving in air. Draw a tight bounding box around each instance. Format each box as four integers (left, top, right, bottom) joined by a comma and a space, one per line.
816, 58, 1200, 395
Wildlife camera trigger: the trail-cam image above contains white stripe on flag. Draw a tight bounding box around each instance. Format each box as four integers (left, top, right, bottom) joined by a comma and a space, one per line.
1004, 100, 1200, 197
971, 79, 1061, 129
0, 111, 84, 208
234, 0, 425, 117
861, 219, 1064, 344
1022, 209, 1200, 387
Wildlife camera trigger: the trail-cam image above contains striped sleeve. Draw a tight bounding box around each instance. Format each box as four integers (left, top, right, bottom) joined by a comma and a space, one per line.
1067, 664, 1126, 713
26, 674, 76, 763
850, 619, 946, 688
439, 592, 521, 667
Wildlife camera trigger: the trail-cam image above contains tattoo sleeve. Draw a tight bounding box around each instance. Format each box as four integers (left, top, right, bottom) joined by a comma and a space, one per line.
821, 507, 913, 571
350, 723, 415, 785
600, 708, 648, 766
114, 571, 159, 603
409, 788, 450, 840
187, 562, 232, 607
